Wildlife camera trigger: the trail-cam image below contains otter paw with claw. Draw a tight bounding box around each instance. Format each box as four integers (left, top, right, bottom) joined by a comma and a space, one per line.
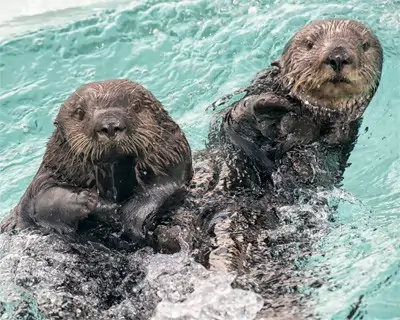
69, 190, 99, 219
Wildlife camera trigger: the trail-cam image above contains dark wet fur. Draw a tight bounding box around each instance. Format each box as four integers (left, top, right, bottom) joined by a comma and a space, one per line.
0, 80, 194, 320
159, 91, 362, 317
0, 230, 160, 320
158, 21, 382, 316
0, 20, 382, 319
0, 79, 193, 241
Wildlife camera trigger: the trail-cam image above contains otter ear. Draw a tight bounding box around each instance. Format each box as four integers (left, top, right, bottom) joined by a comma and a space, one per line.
53, 112, 62, 127
271, 60, 281, 68
53, 124, 67, 144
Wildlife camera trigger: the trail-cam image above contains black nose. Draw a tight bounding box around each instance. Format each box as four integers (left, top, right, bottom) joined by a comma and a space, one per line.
325, 47, 352, 72
96, 118, 126, 138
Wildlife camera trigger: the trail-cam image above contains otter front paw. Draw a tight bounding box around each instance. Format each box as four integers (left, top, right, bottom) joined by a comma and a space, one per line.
69, 190, 99, 219
251, 93, 290, 119
33, 188, 100, 234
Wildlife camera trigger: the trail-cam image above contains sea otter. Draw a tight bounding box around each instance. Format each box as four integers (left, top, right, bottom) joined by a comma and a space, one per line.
0, 79, 193, 243
208, 18, 383, 192
154, 18, 383, 317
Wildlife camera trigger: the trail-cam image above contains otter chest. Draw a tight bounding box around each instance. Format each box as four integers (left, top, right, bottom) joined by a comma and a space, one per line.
94, 157, 138, 203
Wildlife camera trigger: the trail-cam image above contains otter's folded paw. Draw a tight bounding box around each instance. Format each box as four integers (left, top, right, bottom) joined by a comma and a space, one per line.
227, 93, 291, 125
68, 190, 99, 220
250, 93, 291, 119
0, 213, 17, 233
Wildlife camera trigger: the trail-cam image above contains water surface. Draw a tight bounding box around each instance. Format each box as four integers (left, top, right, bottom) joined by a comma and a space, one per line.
0, 0, 399, 318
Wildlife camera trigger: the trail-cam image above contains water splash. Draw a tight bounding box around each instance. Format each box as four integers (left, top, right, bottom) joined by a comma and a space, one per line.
0, 0, 399, 318
147, 251, 263, 320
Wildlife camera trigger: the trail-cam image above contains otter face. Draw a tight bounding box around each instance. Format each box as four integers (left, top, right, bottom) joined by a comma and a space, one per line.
55, 79, 167, 164
278, 19, 383, 111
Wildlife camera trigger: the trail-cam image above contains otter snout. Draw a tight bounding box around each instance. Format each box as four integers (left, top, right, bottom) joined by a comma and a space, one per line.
94, 110, 127, 139
324, 45, 354, 72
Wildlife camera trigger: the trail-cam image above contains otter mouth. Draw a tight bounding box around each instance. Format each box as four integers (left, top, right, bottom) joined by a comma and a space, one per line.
329, 75, 351, 84
92, 146, 131, 164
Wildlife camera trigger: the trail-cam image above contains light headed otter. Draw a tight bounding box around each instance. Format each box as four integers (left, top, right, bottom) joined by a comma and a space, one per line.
157, 19, 383, 317
209, 18, 383, 189
0, 79, 192, 241
278, 19, 382, 112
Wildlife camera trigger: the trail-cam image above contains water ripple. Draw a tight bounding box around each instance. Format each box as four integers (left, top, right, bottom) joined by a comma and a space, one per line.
0, 0, 399, 318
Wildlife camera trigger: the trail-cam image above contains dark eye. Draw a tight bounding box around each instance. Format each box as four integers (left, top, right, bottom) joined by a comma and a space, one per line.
74, 108, 85, 121
306, 40, 314, 50
361, 42, 370, 52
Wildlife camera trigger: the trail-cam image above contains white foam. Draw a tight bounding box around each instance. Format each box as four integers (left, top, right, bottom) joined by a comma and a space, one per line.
146, 250, 263, 320
0, 0, 130, 40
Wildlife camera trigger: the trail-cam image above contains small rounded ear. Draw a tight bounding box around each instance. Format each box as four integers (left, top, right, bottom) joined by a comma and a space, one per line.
271, 60, 281, 68
53, 111, 62, 127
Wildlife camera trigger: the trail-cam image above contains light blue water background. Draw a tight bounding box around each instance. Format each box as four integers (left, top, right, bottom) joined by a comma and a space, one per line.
0, 0, 399, 318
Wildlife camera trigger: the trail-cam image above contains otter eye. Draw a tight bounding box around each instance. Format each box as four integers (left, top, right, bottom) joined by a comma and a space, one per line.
305, 40, 314, 50
361, 41, 370, 52
74, 108, 85, 121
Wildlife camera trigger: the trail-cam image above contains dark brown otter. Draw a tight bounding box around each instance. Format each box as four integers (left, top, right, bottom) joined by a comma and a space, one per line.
0, 79, 193, 242
156, 19, 383, 317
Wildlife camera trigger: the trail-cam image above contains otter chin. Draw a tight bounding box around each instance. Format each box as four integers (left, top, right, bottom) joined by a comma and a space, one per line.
0, 79, 193, 242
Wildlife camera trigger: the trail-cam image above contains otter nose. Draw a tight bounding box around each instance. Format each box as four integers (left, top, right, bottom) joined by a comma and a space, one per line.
96, 118, 126, 138
325, 47, 352, 72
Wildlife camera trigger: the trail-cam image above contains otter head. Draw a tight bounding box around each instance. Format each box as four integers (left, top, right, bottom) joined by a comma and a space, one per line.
277, 19, 383, 114
53, 79, 190, 174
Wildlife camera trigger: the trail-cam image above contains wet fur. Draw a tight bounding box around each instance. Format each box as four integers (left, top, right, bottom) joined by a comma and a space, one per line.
0, 79, 193, 242
157, 19, 383, 318
279, 19, 382, 112
0, 19, 383, 320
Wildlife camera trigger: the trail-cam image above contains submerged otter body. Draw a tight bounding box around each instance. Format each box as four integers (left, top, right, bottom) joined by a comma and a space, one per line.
0, 79, 192, 244
159, 19, 383, 317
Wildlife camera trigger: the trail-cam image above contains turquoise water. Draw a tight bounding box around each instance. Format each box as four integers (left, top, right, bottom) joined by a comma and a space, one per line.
0, 0, 399, 318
